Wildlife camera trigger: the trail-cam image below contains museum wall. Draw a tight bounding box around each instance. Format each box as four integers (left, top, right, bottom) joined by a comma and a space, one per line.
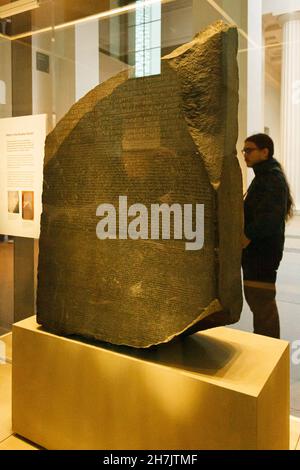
30, 1, 197, 130
263, 0, 300, 15
162, 0, 193, 47
32, 32, 54, 126
75, 21, 99, 101
99, 52, 129, 83
32, 28, 76, 128
0, 38, 12, 118
265, 79, 281, 162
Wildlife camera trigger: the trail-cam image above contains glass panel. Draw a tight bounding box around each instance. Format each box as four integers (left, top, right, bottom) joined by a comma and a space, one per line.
0, 0, 299, 422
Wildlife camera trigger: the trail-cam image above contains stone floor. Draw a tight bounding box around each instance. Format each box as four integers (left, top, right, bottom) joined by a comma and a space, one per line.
0, 243, 13, 335
0, 332, 39, 450
231, 215, 300, 419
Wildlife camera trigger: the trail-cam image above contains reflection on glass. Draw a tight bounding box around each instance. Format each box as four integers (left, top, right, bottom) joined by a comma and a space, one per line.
135, 0, 161, 77
0, 79, 6, 105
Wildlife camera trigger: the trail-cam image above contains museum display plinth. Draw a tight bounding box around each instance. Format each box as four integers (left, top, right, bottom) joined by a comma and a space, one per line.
12, 316, 290, 450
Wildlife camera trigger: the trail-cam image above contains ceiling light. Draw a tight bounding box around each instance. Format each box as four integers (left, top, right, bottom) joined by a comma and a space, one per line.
0, 0, 40, 19
4, 0, 170, 40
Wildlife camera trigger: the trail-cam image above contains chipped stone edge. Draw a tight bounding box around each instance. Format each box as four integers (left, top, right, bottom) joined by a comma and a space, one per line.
163, 20, 238, 191
141, 299, 223, 349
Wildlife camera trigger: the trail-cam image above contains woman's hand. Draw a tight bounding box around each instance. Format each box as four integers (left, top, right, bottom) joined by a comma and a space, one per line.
242, 233, 251, 249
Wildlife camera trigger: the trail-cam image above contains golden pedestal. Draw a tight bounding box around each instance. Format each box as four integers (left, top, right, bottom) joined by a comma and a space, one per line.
12, 316, 290, 449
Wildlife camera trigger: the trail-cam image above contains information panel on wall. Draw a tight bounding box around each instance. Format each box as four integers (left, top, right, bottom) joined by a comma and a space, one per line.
0, 114, 47, 239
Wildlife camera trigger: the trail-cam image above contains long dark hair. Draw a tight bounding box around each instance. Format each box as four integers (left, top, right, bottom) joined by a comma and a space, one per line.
246, 133, 294, 220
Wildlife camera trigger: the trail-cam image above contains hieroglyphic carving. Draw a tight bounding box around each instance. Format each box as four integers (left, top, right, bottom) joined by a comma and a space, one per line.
37, 21, 243, 348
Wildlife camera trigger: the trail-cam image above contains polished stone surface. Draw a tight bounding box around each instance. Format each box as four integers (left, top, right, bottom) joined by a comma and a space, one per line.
37, 22, 243, 348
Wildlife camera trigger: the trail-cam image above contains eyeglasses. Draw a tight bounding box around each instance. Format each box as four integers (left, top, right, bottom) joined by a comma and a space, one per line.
242, 147, 259, 155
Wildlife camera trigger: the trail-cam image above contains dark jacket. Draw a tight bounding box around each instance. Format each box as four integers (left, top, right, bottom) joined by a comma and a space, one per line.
242, 157, 288, 283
